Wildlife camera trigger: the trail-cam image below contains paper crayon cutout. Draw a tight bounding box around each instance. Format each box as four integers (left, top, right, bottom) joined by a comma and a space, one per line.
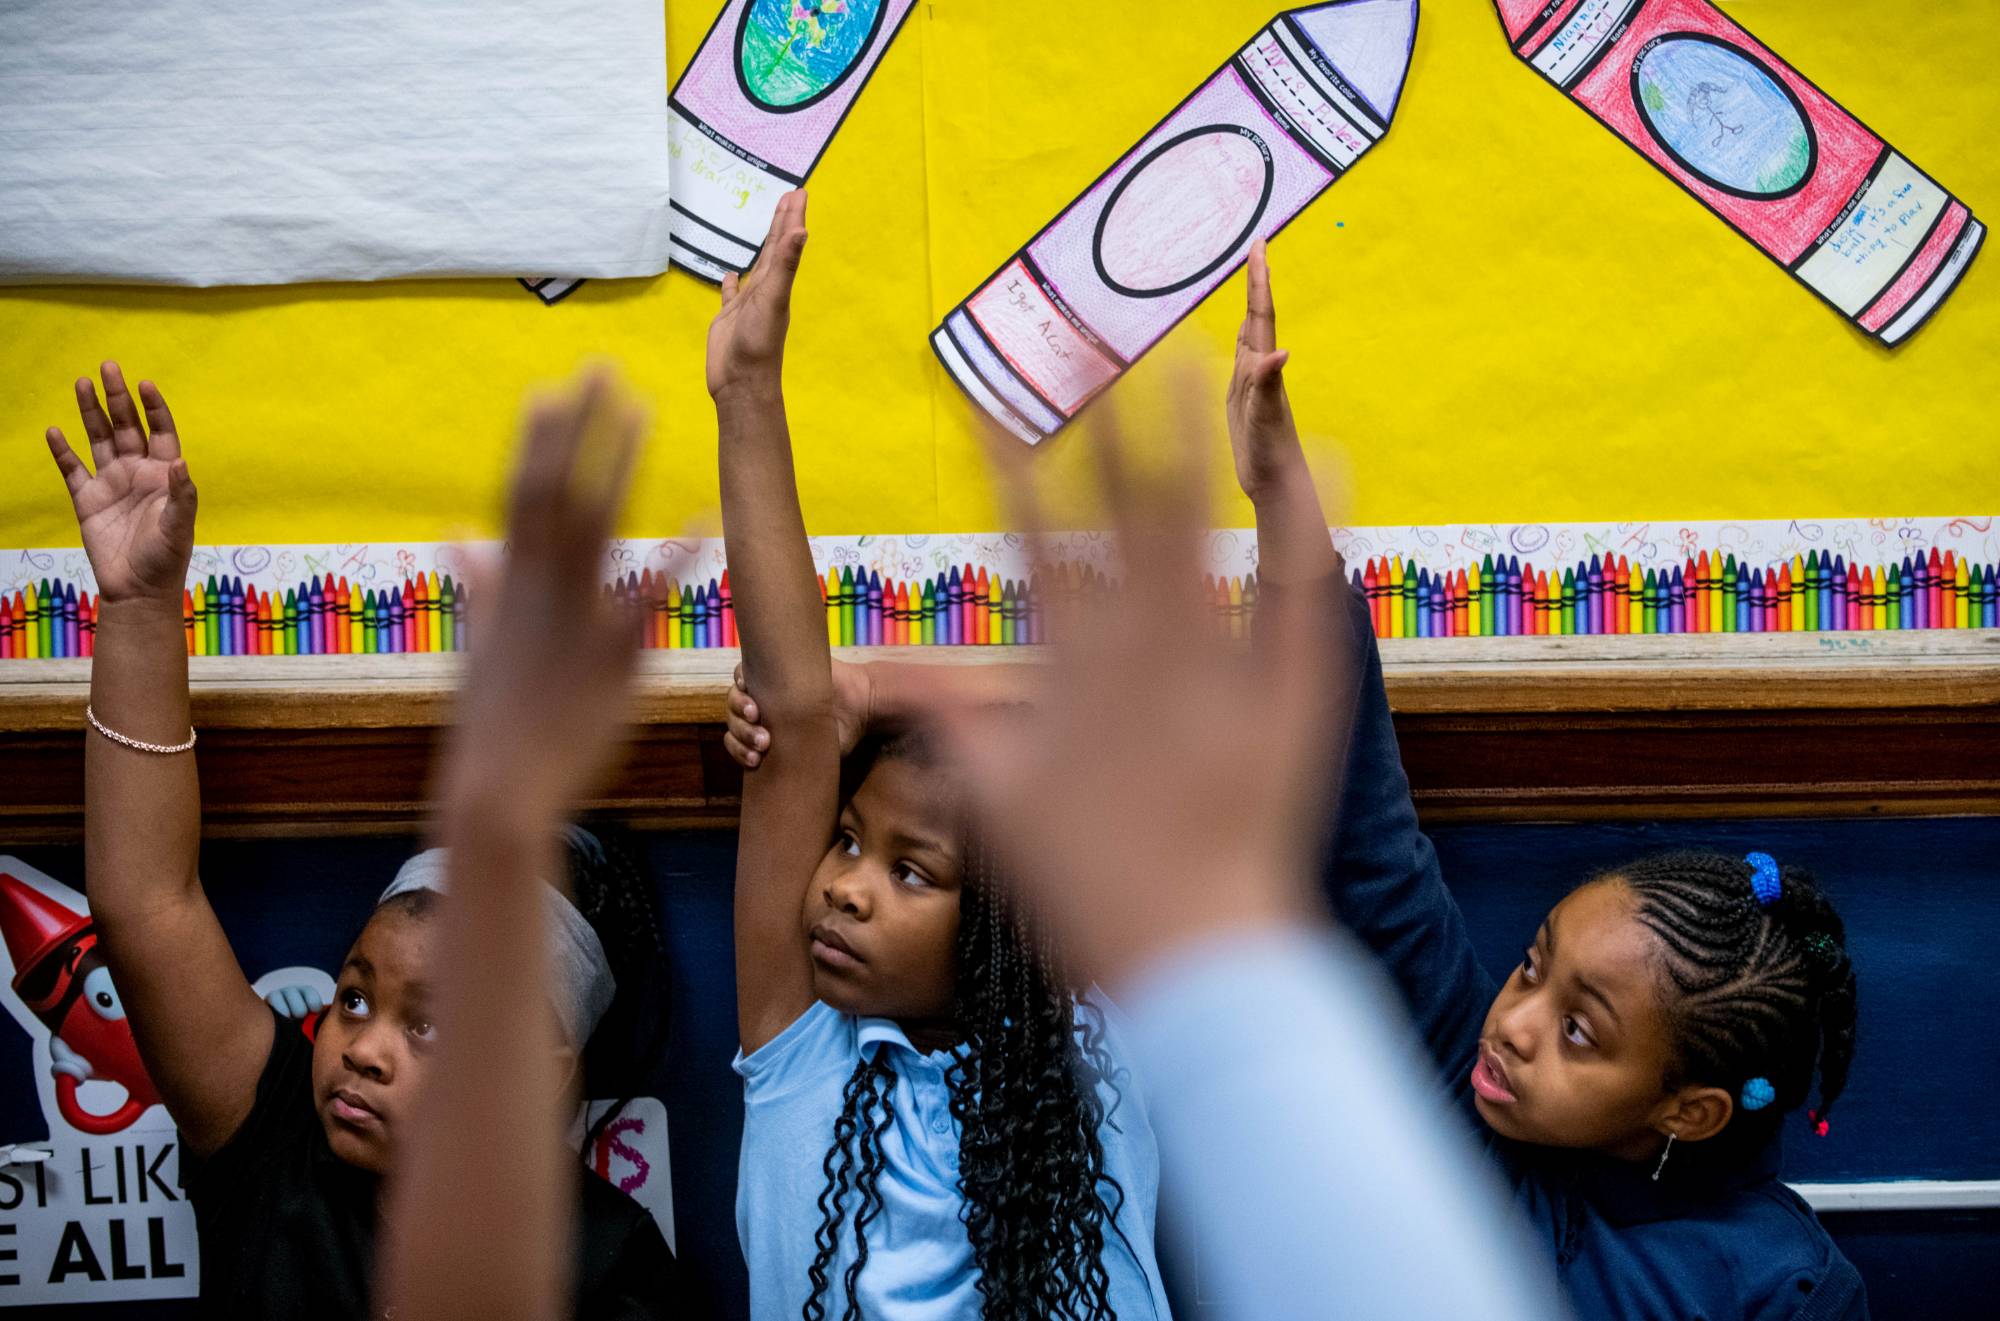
1492, 0, 1984, 345
667, 0, 918, 282
932, 2, 1419, 444
519, 276, 585, 306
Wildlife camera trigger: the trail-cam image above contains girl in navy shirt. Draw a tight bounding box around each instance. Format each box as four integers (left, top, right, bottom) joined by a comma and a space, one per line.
1228, 244, 1868, 1321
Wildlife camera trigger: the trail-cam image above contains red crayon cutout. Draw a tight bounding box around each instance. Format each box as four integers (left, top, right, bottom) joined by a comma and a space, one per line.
1928, 548, 1945, 629
0, 593, 13, 659
1362, 559, 1383, 636
1, 871, 162, 1134
1493, 0, 1983, 345
721, 570, 739, 647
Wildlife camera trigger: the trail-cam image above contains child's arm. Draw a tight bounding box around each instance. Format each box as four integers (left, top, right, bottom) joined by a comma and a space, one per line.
380, 371, 646, 1321
1226, 257, 1497, 1093
44, 365, 273, 1157
709, 192, 843, 1054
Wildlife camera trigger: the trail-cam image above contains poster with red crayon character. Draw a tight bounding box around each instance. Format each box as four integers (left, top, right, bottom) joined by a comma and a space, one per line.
0, 857, 675, 1304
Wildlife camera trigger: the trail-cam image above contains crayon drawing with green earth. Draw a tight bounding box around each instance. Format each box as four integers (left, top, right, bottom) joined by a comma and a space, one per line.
739, 0, 883, 109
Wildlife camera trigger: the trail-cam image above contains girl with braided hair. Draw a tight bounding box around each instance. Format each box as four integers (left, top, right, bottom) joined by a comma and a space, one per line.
1221, 247, 1868, 1319
710, 193, 1170, 1320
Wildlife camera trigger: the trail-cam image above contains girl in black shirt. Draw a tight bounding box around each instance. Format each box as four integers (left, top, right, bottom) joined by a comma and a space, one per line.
41, 362, 685, 1319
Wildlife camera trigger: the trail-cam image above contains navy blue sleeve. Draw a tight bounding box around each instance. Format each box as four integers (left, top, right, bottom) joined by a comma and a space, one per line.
1263, 574, 1498, 1099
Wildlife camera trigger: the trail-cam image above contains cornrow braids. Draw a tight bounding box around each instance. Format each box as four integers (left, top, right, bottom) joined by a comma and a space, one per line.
1607, 851, 1859, 1156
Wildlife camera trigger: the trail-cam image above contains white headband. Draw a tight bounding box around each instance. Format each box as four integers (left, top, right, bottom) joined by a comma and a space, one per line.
378, 847, 618, 1049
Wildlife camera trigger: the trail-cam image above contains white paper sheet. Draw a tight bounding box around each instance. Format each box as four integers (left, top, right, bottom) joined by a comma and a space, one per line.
0, 1, 673, 287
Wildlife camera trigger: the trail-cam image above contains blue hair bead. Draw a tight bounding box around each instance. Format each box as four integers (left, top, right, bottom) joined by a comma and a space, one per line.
1745, 852, 1783, 908
1740, 1077, 1777, 1112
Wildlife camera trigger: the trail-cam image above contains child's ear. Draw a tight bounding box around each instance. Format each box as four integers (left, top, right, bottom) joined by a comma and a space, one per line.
1656, 1084, 1734, 1144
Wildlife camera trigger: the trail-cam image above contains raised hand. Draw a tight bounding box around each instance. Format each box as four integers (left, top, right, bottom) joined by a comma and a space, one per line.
706, 190, 809, 400
45, 363, 196, 605
941, 394, 1351, 988
437, 369, 649, 821
1224, 241, 1303, 502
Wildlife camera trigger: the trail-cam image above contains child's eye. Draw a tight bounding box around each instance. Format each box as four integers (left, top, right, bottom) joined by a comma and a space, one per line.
1562, 1015, 1594, 1049
838, 831, 861, 858
339, 988, 370, 1018
891, 863, 932, 890
1518, 950, 1540, 986
408, 1019, 436, 1044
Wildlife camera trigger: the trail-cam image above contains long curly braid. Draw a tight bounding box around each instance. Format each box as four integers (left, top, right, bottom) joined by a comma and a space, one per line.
947, 835, 1121, 1321
1606, 851, 1859, 1156
804, 1052, 899, 1321
802, 738, 1124, 1321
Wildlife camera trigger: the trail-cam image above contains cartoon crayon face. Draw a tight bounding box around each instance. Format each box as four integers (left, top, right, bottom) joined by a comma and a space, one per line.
2, 873, 161, 1134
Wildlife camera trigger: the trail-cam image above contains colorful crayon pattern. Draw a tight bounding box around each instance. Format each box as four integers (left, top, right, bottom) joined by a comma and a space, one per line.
4, 519, 1997, 659
0, 572, 470, 660
1352, 548, 2000, 639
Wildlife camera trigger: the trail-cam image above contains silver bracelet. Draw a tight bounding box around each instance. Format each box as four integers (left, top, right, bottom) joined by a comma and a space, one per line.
85, 705, 197, 755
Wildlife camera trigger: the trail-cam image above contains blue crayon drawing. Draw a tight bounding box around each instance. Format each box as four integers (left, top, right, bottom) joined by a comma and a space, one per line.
1633, 34, 1815, 199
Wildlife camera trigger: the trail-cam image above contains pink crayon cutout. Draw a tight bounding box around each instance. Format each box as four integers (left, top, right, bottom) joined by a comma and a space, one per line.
667, 0, 919, 282
935, 2, 1420, 443
1493, 0, 1983, 345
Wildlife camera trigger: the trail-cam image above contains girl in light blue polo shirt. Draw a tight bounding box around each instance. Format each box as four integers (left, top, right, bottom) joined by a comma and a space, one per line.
710, 192, 1172, 1321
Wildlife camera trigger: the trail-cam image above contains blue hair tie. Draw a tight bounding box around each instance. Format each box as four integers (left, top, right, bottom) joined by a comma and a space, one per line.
1745, 852, 1782, 908
1740, 1077, 1777, 1112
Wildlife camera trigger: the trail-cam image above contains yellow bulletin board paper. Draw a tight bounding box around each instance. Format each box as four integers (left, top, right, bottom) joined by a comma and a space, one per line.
2, 1, 1995, 558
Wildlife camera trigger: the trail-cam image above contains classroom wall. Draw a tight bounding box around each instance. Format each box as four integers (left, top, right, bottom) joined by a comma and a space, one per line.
2, 1, 1996, 556
3, 814, 1996, 1319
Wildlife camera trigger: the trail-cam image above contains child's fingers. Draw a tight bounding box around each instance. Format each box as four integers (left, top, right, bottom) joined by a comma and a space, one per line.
508, 391, 587, 545
719, 271, 741, 307
46, 428, 90, 496
98, 361, 149, 457
727, 682, 759, 726
723, 730, 762, 770
1243, 240, 1278, 355
139, 381, 180, 460
73, 376, 117, 470
972, 413, 1075, 640
732, 660, 748, 694
158, 459, 199, 549
1250, 349, 1291, 394
725, 701, 768, 752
